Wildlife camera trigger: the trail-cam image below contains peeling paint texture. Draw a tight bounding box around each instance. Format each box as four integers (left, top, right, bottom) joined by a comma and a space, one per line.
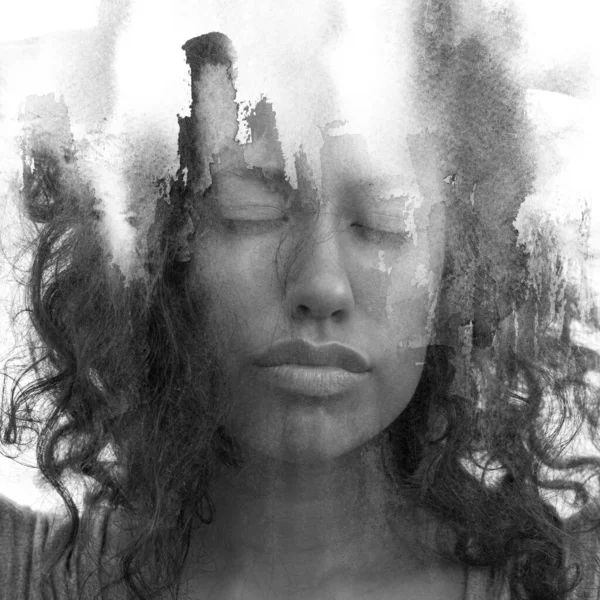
0, 0, 599, 453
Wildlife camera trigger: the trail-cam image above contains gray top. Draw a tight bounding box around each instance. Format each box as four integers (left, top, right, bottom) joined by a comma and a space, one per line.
1, 494, 599, 599
0, 494, 119, 599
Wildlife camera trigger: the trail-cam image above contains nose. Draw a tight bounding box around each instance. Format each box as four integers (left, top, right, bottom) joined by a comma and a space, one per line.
285, 215, 355, 322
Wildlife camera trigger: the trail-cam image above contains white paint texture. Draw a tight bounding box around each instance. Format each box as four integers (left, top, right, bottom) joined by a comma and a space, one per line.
0, 0, 597, 280
516, 90, 600, 332
27, 0, 424, 277
98, 0, 422, 276
0, 1, 101, 43
1, 0, 597, 280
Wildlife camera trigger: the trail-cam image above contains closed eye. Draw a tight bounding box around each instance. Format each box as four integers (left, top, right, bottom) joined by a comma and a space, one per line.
351, 223, 410, 244
222, 206, 290, 234
220, 204, 287, 221
214, 169, 293, 229
350, 212, 410, 245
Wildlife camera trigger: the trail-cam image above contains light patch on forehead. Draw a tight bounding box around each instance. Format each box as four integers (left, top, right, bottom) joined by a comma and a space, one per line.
193, 63, 239, 191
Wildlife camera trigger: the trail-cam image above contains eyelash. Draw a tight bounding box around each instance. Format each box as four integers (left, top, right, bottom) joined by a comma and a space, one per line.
223, 214, 290, 234
350, 223, 410, 245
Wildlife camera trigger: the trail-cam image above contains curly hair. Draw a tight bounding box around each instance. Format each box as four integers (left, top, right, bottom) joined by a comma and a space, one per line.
3, 1, 600, 600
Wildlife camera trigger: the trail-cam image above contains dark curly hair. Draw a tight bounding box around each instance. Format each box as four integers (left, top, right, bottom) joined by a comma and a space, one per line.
3, 1, 600, 599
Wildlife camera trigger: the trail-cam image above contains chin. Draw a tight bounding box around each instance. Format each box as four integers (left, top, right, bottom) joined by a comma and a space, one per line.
222, 371, 415, 467
232, 418, 382, 466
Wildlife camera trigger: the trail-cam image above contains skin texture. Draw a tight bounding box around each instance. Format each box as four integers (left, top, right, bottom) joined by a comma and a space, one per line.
177, 34, 458, 598
192, 136, 444, 463
183, 35, 446, 465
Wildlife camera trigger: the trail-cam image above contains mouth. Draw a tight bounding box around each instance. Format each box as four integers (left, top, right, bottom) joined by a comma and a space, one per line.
254, 339, 370, 372
252, 364, 369, 397
252, 340, 371, 397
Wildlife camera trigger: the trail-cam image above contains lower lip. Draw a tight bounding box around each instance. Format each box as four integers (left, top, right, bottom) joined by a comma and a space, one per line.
251, 365, 369, 397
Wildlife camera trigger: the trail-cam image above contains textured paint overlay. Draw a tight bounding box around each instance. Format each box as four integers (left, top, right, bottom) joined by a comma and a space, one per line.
0, 0, 599, 514
0, 0, 596, 401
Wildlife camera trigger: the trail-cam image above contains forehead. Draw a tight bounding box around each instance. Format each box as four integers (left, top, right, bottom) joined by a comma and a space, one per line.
187, 27, 424, 206
81, 0, 444, 275
110, 0, 423, 187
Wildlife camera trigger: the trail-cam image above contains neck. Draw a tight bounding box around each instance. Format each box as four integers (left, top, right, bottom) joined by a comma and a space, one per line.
185, 436, 435, 592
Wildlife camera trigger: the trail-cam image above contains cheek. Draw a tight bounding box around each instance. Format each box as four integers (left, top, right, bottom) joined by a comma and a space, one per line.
354, 244, 438, 345
386, 257, 437, 347
191, 234, 281, 341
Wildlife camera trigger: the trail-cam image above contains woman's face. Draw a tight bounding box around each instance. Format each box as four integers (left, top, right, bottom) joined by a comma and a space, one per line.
187, 34, 446, 464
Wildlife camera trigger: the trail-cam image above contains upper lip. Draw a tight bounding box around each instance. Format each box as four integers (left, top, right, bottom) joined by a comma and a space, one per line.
254, 340, 371, 373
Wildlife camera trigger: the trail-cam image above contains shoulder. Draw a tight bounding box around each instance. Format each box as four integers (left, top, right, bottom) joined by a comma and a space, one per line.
563, 511, 600, 600
0, 493, 126, 600
0, 494, 53, 600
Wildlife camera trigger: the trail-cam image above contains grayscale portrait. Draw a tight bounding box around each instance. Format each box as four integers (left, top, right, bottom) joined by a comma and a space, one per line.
0, 1, 599, 599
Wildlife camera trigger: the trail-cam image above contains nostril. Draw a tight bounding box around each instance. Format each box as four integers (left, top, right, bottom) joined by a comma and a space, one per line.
295, 305, 311, 318
293, 304, 347, 321
331, 309, 345, 322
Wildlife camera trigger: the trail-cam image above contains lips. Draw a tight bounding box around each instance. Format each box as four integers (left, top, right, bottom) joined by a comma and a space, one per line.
251, 340, 371, 397
254, 339, 371, 373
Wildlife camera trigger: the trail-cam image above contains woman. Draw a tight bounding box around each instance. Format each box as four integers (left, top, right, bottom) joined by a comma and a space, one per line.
1, 0, 600, 599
